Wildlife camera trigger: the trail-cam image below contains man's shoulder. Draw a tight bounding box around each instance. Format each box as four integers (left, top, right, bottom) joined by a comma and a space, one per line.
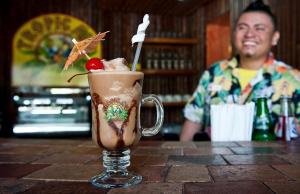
273, 60, 292, 69
273, 59, 300, 74
272, 59, 300, 82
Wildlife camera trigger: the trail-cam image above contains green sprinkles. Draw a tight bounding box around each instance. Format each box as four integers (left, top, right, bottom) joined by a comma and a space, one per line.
105, 103, 128, 122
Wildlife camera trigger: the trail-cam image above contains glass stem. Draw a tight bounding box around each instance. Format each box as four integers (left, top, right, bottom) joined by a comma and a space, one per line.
103, 148, 130, 173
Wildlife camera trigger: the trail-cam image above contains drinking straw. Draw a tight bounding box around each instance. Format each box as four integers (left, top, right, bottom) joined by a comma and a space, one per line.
131, 14, 150, 71
132, 42, 142, 71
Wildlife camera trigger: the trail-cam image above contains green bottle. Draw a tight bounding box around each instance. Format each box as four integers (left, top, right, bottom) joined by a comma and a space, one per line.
252, 97, 276, 141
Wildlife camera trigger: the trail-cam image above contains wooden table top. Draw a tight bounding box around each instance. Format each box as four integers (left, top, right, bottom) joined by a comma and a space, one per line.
0, 138, 299, 194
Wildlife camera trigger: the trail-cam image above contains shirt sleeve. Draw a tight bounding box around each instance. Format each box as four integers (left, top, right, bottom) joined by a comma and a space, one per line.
290, 69, 300, 127
293, 89, 300, 126
289, 69, 300, 129
183, 70, 211, 123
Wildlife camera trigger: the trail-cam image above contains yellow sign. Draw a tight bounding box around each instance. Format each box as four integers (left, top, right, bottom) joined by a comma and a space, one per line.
12, 13, 101, 87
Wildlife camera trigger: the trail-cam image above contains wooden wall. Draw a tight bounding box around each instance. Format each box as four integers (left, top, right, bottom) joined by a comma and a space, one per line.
206, 12, 231, 66
269, 0, 300, 69
193, 0, 230, 71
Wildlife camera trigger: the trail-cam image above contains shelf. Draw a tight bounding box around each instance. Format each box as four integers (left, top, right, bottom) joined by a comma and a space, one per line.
139, 36, 198, 125
142, 69, 199, 76
144, 38, 198, 45
144, 101, 187, 108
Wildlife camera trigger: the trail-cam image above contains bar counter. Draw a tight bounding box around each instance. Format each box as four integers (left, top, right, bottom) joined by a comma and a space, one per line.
0, 138, 300, 194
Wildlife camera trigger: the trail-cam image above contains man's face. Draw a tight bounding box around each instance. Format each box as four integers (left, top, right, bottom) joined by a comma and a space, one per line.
233, 12, 279, 59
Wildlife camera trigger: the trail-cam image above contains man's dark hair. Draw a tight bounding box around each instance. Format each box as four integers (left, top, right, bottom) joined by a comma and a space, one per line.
239, 0, 277, 30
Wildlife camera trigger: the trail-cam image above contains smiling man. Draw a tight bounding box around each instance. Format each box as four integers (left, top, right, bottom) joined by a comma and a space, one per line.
234, 8, 279, 69
180, 0, 300, 141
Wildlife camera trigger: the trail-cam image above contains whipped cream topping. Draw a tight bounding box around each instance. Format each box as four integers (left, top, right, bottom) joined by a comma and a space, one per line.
103, 58, 130, 71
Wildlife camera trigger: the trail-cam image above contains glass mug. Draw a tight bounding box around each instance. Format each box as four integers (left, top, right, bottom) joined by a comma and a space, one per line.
88, 71, 164, 188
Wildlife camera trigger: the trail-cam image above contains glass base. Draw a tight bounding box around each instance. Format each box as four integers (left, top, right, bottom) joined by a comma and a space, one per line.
90, 148, 142, 189
90, 171, 142, 189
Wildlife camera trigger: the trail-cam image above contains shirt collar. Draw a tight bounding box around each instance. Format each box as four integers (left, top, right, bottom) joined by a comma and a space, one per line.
227, 57, 238, 69
225, 53, 276, 74
261, 53, 276, 74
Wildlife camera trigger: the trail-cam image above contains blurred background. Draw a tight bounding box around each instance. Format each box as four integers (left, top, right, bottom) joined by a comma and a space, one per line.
0, 0, 299, 140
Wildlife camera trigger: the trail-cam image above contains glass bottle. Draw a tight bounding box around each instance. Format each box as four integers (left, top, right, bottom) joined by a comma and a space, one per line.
252, 97, 276, 141
146, 50, 153, 69
160, 50, 166, 69
153, 49, 159, 69
276, 95, 293, 141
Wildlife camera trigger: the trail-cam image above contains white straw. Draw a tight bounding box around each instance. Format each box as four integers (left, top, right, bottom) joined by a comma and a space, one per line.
131, 14, 150, 71
132, 42, 143, 71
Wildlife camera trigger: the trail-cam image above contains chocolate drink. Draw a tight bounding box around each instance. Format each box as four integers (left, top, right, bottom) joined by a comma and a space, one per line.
88, 70, 144, 150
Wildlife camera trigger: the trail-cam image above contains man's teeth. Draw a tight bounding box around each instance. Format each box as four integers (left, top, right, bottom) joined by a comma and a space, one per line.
243, 41, 256, 46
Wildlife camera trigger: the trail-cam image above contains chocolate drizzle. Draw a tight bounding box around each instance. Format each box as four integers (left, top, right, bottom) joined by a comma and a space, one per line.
133, 126, 138, 134
105, 99, 137, 149
91, 93, 139, 150
133, 79, 142, 87
91, 93, 102, 147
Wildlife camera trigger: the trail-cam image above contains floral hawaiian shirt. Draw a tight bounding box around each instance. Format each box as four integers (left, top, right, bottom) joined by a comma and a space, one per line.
184, 54, 300, 136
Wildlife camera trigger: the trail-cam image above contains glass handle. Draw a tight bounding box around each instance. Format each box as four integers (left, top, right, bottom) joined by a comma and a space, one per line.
141, 94, 164, 136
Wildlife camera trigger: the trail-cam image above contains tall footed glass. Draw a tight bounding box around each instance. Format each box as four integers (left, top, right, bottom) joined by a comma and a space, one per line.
88, 71, 163, 189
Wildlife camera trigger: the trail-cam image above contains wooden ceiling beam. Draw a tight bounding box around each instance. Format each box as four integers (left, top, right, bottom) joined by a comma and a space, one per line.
99, 0, 210, 16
